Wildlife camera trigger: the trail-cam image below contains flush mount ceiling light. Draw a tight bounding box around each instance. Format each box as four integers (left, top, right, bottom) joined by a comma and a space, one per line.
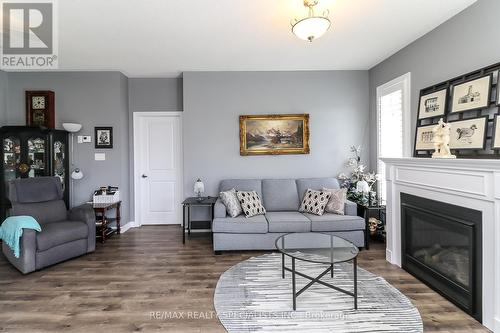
291, 0, 331, 42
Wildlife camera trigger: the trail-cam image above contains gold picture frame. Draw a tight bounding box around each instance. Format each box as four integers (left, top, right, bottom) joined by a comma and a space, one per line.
239, 114, 310, 156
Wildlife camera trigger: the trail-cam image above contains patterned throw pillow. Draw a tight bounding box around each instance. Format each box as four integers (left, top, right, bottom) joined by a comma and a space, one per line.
299, 189, 331, 216
323, 187, 347, 215
219, 188, 242, 218
236, 191, 266, 218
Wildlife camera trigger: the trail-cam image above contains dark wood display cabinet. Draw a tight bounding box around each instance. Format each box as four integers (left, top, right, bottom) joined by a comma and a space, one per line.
0, 126, 69, 220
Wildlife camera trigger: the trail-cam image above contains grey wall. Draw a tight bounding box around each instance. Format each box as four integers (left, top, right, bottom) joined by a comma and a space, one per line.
5, 72, 130, 222
183, 71, 370, 200
127, 78, 183, 220
0, 70, 7, 125
369, 0, 500, 168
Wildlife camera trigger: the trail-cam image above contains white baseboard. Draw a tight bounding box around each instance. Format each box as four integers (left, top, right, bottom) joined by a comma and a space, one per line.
121, 221, 139, 233
386, 249, 393, 264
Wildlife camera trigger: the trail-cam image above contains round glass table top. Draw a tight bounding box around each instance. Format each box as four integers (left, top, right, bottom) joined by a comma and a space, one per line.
275, 233, 359, 265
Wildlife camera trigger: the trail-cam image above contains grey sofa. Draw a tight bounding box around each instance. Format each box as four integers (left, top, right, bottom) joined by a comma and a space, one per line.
2, 177, 96, 274
213, 177, 365, 252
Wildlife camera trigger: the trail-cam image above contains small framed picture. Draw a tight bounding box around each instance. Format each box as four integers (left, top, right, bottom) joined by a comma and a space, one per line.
492, 115, 500, 149
418, 88, 448, 119
414, 124, 437, 151
448, 116, 488, 150
95, 127, 113, 149
450, 74, 492, 113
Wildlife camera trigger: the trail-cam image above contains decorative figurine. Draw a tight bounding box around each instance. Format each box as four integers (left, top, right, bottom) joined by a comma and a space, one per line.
432, 118, 456, 159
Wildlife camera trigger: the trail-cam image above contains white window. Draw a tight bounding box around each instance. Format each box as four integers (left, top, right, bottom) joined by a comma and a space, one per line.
376, 73, 411, 204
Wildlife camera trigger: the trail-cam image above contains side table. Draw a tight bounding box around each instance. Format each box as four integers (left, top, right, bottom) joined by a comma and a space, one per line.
181, 197, 218, 244
357, 204, 386, 250
93, 201, 122, 243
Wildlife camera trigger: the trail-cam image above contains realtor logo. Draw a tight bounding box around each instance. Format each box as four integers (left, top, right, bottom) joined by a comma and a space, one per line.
1, 0, 58, 69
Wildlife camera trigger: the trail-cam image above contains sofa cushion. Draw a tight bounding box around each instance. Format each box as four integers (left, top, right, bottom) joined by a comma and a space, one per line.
11, 200, 68, 225
36, 221, 89, 251
219, 188, 242, 217
219, 179, 263, 198
212, 215, 268, 234
323, 187, 347, 215
266, 212, 311, 232
296, 178, 340, 202
299, 189, 331, 216
236, 191, 266, 218
262, 179, 300, 211
304, 213, 365, 232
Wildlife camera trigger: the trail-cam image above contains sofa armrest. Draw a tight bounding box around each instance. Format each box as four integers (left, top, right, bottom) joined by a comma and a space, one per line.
1, 228, 36, 274
344, 200, 358, 216
68, 204, 96, 253
214, 198, 227, 218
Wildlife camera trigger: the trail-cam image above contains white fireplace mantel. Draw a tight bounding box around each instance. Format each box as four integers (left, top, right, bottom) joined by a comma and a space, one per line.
381, 157, 500, 332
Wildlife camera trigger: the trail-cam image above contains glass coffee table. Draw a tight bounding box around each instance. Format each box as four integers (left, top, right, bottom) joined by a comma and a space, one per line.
275, 233, 359, 310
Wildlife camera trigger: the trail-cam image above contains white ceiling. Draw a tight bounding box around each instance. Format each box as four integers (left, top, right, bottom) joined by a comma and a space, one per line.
54, 0, 477, 77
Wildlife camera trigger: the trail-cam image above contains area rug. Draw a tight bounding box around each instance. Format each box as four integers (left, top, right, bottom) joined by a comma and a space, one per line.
214, 253, 423, 333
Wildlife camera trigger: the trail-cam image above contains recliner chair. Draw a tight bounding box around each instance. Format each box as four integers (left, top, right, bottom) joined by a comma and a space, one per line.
1, 177, 95, 274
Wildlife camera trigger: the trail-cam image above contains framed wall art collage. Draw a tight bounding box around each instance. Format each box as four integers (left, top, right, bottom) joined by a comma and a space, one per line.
414, 62, 500, 158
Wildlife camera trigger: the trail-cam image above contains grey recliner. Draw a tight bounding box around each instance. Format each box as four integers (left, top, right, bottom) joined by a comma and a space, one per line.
1, 177, 95, 274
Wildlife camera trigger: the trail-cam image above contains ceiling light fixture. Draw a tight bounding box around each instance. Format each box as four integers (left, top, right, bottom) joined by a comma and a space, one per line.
291, 0, 331, 42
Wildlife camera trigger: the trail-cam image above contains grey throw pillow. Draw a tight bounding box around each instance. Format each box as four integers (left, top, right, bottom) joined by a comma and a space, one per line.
236, 191, 266, 218
219, 188, 242, 217
323, 187, 347, 215
299, 189, 331, 216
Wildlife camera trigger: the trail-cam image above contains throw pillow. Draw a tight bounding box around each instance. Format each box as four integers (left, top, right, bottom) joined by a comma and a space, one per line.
219, 188, 242, 218
323, 187, 347, 215
236, 191, 266, 218
299, 189, 331, 216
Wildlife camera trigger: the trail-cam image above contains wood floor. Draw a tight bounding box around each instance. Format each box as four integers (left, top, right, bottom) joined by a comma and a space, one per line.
0, 226, 490, 333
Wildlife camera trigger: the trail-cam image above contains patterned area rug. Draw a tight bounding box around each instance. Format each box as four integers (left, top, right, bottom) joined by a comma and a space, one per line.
214, 253, 423, 333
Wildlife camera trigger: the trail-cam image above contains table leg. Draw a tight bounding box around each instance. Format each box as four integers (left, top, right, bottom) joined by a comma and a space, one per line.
187, 205, 191, 236
354, 257, 358, 310
182, 205, 185, 244
282, 253, 285, 279
116, 203, 121, 234
101, 211, 106, 244
211, 204, 214, 243
292, 257, 296, 311
331, 263, 334, 278
364, 209, 370, 250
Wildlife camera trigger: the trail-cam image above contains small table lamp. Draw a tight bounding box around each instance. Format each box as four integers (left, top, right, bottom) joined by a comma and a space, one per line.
194, 178, 205, 201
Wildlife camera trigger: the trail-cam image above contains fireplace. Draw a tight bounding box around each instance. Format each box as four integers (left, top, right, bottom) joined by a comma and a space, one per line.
401, 193, 482, 322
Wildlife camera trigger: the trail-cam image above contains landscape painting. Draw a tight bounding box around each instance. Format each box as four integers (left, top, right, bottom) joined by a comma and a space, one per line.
239, 114, 310, 155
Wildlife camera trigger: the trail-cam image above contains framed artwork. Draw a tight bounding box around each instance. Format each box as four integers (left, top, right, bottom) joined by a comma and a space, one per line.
26, 91, 55, 129
414, 124, 436, 151
492, 115, 500, 149
95, 127, 113, 149
448, 116, 488, 150
418, 88, 448, 119
239, 114, 310, 155
450, 74, 492, 113
497, 70, 500, 106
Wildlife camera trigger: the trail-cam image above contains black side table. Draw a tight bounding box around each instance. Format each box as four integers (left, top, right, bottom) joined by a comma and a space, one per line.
181, 197, 218, 244
357, 204, 386, 250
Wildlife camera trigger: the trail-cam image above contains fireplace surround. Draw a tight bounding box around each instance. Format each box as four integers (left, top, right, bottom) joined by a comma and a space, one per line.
401, 193, 482, 321
381, 157, 500, 332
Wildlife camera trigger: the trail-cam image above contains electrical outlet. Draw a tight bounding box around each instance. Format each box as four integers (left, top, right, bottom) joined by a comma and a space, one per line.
82, 135, 91, 143
95, 153, 105, 161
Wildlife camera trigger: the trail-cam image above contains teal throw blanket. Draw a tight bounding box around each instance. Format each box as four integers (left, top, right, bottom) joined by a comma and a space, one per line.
0, 216, 41, 258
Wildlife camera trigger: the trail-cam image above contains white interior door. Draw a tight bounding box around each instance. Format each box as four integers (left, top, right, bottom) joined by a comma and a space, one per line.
134, 112, 182, 225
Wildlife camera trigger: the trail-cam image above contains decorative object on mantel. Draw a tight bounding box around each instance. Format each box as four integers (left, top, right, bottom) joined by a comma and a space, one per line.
193, 178, 205, 201
337, 146, 379, 206
414, 61, 500, 159
94, 127, 113, 149
26, 91, 55, 129
291, 0, 331, 42
239, 114, 310, 156
431, 118, 456, 159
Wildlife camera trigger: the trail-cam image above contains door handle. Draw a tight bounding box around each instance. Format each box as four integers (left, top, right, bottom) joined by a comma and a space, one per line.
142, 174, 148, 178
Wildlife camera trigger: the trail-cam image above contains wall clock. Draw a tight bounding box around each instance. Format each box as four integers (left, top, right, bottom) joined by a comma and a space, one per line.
26, 91, 55, 129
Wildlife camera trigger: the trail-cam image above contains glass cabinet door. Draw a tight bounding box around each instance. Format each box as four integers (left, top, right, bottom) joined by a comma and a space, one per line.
27, 137, 46, 178
3, 137, 21, 182
53, 140, 66, 190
